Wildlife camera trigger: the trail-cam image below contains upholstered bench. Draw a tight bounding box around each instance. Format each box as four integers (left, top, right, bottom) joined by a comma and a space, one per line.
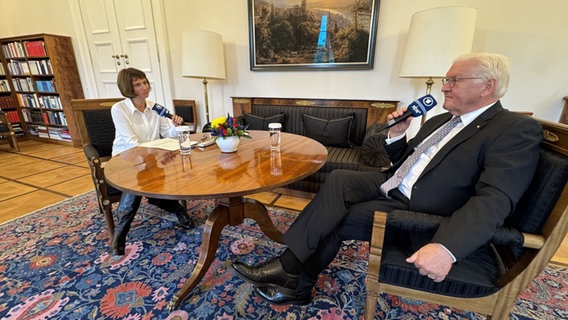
232, 97, 398, 193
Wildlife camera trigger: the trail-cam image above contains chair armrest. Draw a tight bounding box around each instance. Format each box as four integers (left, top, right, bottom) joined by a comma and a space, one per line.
383, 210, 528, 248
84, 144, 101, 161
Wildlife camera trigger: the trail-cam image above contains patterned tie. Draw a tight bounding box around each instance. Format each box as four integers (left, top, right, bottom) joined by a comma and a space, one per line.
380, 116, 462, 196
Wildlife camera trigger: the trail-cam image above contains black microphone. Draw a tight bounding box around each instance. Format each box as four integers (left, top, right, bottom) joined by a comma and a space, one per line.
375, 94, 437, 132
152, 103, 174, 119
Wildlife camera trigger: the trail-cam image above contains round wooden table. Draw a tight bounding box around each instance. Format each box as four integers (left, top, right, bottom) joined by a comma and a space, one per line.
104, 130, 327, 309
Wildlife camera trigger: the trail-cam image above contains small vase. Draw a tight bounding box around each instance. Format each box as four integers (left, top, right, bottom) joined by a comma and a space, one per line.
215, 136, 240, 153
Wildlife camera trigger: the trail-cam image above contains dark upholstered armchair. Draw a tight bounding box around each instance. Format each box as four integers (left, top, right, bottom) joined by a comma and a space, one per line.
365, 119, 568, 319
173, 99, 197, 133
0, 111, 20, 152
71, 98, 123, 235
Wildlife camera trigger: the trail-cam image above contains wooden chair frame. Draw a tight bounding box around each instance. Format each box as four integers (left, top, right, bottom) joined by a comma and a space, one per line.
0, 111, 21, 152
173, 99, 197, 133
71, 98, 123, 235
365, 119, 568, 319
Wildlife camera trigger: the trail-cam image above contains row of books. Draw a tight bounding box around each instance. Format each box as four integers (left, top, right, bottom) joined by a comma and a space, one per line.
0, 95, 17, 109
6, 60, 53, 76
10, 122, 25, 137
24, 40, 48, 57
10, 78, 58, 93
3, 110, 20, 123
0, 64, 5, 75
16, 93, 62, 109
1, 40, 47, 58
29, 125, 70, 141
36, 80, 58, 93
21, 108, 67, 126
11, 77, 33, 92
0, 80, 10, 92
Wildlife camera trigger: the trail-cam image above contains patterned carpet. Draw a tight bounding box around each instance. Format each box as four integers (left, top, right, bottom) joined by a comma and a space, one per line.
0, 191, 566, 319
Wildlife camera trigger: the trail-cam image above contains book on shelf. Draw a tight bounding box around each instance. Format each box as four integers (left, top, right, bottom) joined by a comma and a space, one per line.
1, 42, 26, 58
7, 61, 30, 75
12, 78, 34, 92
23, 40, 47, 57
37, 125, 49, 138
0, 95, 17, 109
6, 110, 21, 123
41, 96, 62, 109
0, 80, 10, 92
28, 60, 52, 75
35, 80, 57, 93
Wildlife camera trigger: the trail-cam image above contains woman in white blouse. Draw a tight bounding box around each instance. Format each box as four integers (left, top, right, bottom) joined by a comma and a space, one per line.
109, 68, 192, 256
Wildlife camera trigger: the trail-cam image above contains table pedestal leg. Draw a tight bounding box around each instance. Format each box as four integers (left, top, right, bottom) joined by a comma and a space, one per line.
166, 203, 229, 311
243, 198, 283, 244
167, 196, 284, 310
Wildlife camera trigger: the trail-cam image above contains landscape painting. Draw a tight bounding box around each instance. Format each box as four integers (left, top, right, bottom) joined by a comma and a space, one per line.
248, 0, 380, 70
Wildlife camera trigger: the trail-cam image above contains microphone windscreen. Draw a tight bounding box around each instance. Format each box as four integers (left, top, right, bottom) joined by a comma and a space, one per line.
407, 94, 437, 117
152, 104, 171, 118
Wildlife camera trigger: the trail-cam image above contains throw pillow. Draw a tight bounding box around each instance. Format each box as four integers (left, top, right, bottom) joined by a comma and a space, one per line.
302, 114, 354, 147
243, 113, 286, 131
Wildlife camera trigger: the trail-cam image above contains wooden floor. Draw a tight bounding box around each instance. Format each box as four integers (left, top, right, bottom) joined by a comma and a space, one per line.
1, 139, 567, 266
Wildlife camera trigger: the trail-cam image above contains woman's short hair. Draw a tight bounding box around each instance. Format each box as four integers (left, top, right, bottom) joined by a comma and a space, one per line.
454, 52, 510, 98
117, 68, 151, 98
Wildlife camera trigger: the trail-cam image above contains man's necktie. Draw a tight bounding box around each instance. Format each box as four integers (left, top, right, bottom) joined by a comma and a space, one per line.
380, 116, 462, 196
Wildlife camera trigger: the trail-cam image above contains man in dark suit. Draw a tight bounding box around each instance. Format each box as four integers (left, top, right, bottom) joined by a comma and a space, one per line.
232, 52, 543, 304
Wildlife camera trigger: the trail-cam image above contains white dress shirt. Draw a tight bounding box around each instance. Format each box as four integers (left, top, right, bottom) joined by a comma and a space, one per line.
111, 98, 178, 156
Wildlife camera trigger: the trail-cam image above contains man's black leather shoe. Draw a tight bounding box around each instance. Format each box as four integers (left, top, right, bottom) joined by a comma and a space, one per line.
255, 286, 312, 305
232, 258, 299, 293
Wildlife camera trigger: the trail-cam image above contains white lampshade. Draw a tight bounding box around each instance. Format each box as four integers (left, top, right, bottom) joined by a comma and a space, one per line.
182, 30, 226, 80
400, 7, 477, 78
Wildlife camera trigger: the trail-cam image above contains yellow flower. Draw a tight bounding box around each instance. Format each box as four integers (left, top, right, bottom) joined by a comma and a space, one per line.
211, 116, 227, 129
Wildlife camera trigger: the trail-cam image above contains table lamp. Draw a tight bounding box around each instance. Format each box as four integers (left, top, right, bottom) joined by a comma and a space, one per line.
399, 7, 477, 124
182, 30, 226, 131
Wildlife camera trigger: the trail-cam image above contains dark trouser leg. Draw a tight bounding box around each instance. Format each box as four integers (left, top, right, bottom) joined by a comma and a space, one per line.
282, 169, 391, 262
147, 198, 193, 229
298, 197, 409, 293
110, 192, 142, 255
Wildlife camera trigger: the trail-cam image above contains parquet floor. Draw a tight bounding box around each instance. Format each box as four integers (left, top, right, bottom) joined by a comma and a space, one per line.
0, 139, 566, 265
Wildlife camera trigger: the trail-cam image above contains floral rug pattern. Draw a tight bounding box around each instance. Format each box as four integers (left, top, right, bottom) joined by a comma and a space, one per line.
0, 191, 566, 319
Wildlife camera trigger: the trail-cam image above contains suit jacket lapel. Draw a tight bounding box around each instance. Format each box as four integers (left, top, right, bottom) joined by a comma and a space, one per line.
421, 102, 504, 174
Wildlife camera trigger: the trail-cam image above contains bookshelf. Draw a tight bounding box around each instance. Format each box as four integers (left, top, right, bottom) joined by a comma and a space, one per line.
0, 34, 84, 146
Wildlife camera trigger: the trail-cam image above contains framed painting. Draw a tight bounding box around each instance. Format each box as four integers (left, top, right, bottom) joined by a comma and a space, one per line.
248, 0, 380, 71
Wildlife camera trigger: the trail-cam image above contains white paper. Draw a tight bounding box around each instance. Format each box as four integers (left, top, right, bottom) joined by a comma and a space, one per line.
139, 138, 197, 151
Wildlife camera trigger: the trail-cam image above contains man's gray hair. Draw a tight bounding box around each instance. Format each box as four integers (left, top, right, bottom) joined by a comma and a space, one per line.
454, 52, 510, 98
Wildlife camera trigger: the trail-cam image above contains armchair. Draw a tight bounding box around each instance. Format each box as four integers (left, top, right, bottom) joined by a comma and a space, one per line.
365, 119, 568, 319
71, 98, 123, 235
173, 99, 197, 133
0, 111, 20, 152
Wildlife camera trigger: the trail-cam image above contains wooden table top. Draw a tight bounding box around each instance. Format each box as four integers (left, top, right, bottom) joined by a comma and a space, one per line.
104, 130, 328, 200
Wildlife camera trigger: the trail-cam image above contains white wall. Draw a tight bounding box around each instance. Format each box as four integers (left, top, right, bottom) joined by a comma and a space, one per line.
1, 0, 567, 130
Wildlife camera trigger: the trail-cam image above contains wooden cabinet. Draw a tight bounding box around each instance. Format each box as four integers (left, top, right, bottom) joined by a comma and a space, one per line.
0, 34, 84, 147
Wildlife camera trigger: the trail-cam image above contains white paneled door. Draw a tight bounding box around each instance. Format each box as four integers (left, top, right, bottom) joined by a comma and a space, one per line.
77, 0, 165, 104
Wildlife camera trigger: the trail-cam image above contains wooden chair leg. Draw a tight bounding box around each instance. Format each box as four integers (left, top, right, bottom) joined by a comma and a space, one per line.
102, 202, 115, 236
7, 135, 20, 152
365, 211, 388, 320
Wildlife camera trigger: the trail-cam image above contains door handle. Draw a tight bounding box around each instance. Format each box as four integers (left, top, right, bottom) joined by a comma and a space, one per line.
120, 54, 129, 65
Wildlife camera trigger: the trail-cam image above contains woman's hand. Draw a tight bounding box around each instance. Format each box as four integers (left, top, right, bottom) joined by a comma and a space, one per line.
171, 114, 184, 126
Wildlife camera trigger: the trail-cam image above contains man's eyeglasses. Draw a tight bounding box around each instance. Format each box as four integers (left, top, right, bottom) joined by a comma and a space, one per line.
441, 77, 484, 88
